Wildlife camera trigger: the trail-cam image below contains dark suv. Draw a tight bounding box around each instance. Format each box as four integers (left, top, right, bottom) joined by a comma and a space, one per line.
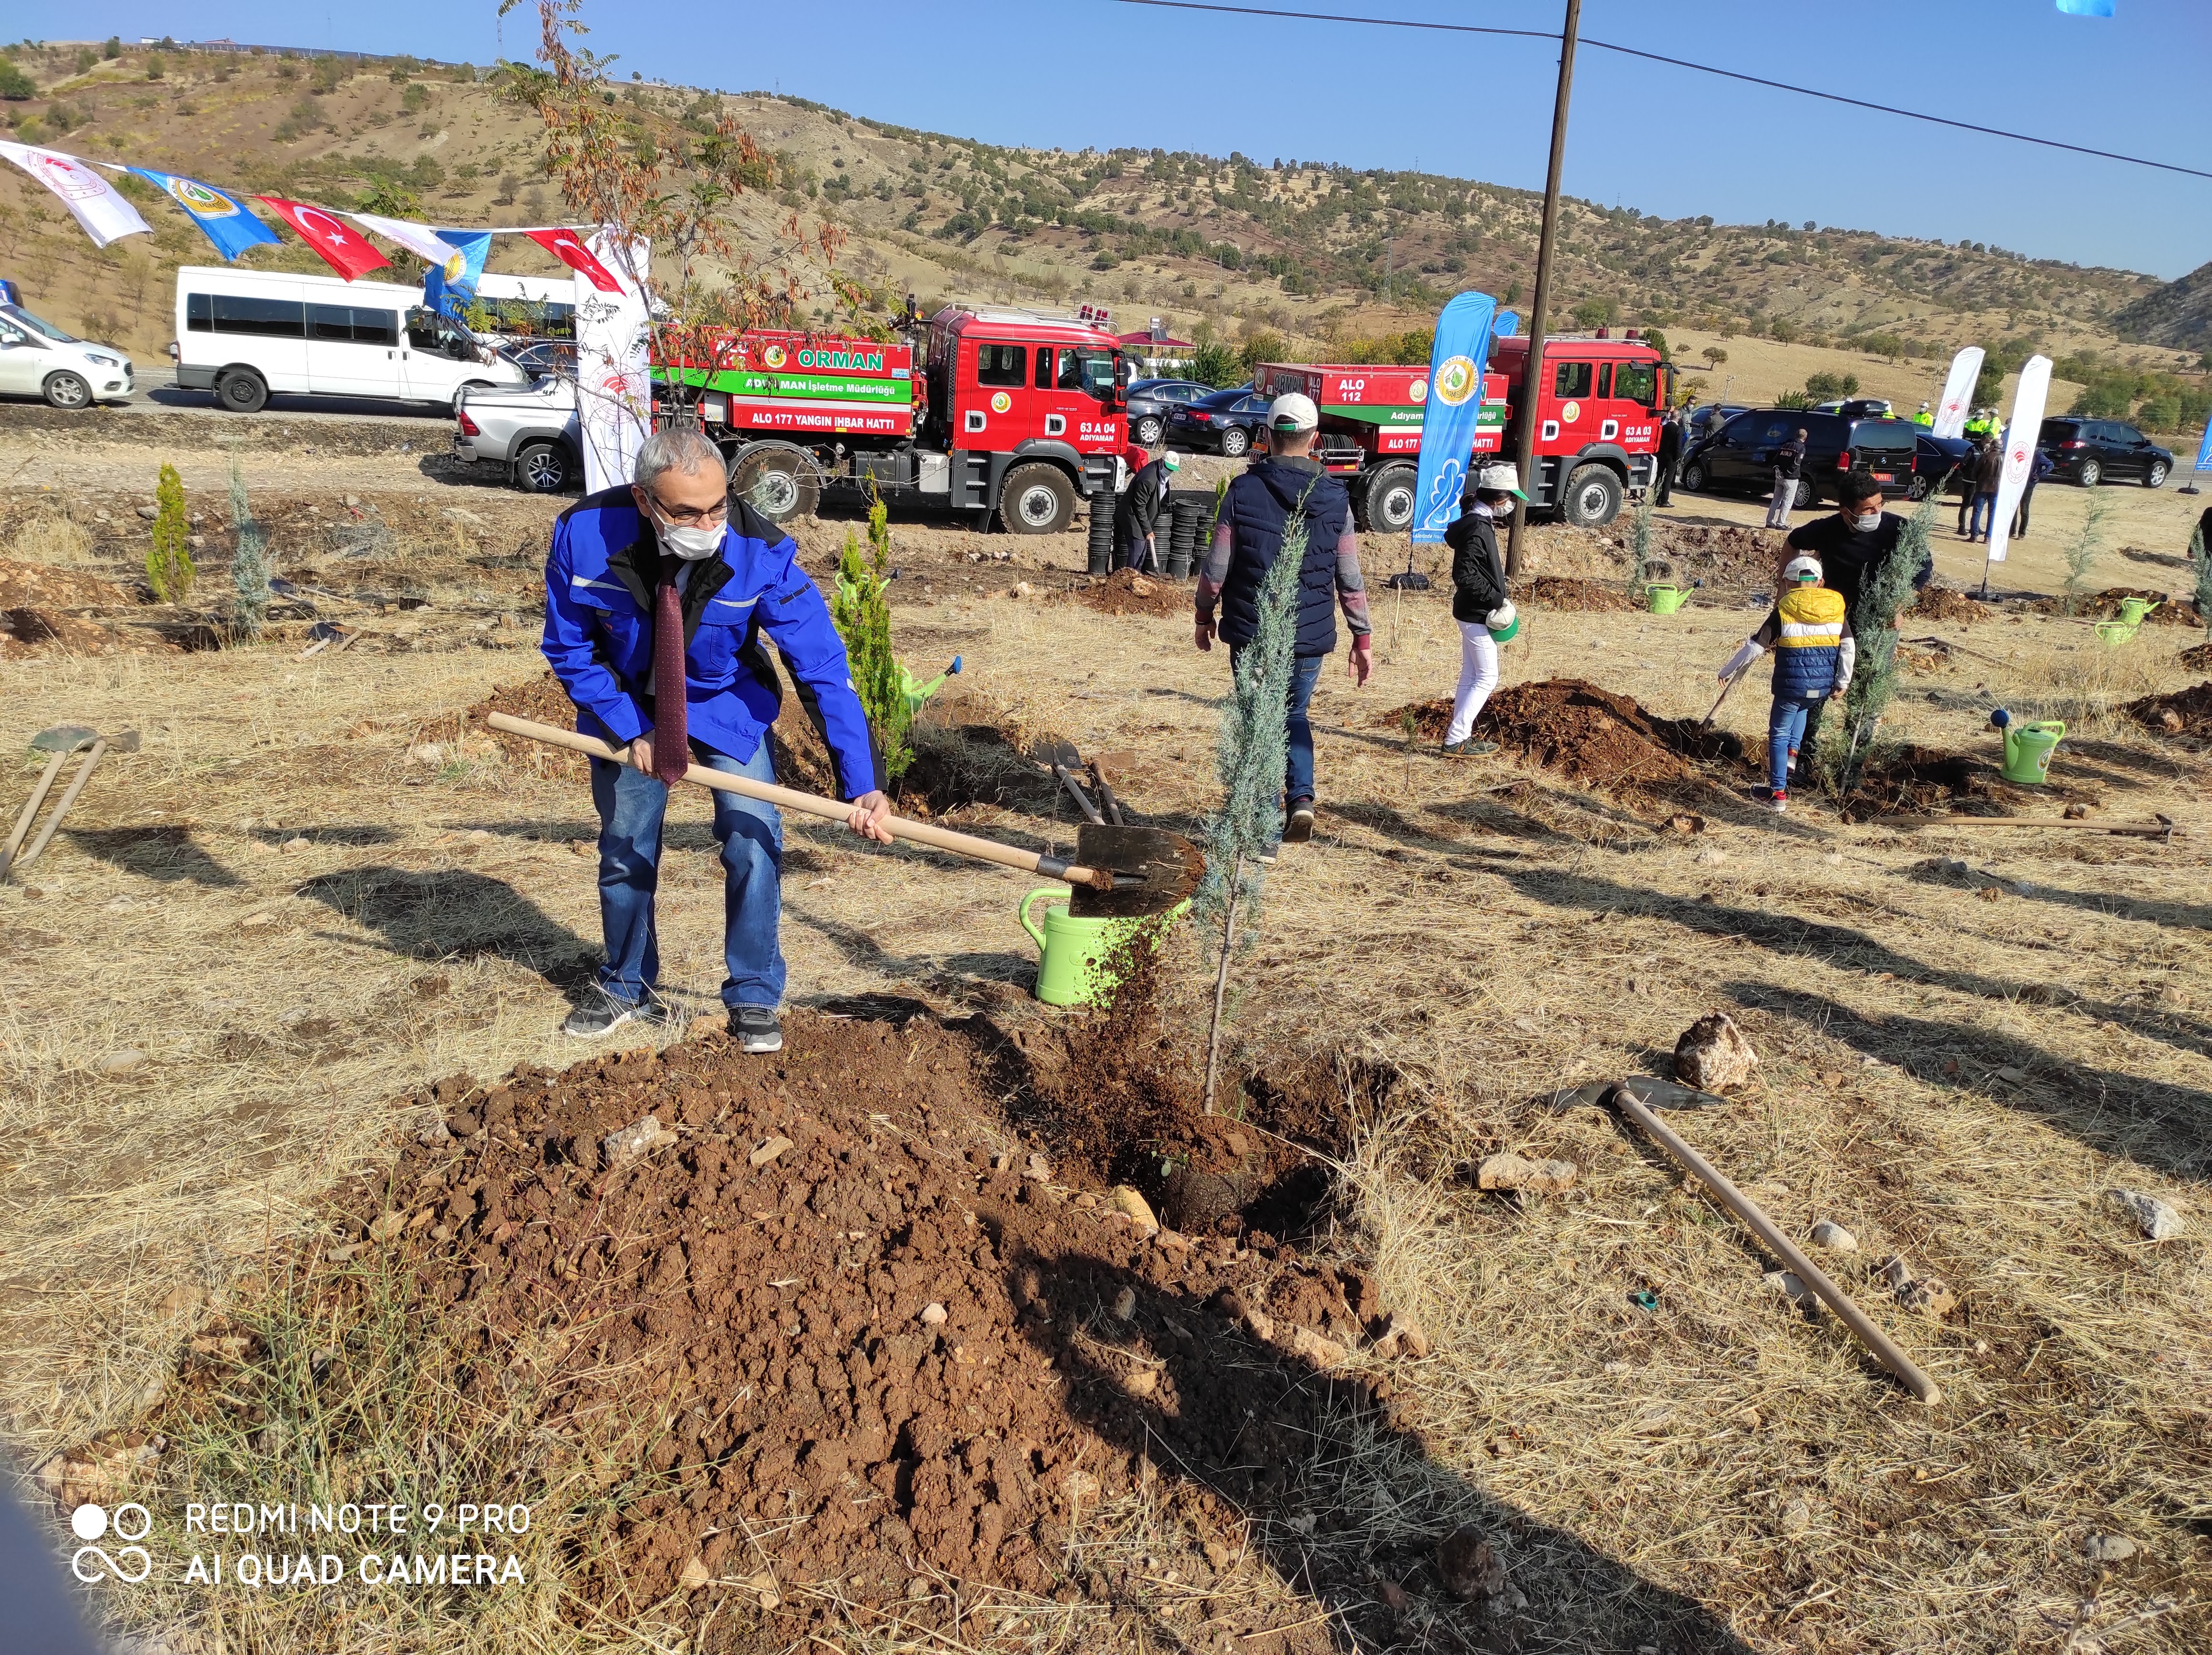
2037, 417, 2172, 488
1679, 409, 1921, 508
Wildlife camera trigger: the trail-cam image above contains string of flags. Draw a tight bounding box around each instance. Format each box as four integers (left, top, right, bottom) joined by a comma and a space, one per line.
0, 137, 626, 302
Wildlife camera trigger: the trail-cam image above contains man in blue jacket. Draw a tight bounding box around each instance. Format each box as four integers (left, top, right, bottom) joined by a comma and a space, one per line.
541, 428, 891, 1051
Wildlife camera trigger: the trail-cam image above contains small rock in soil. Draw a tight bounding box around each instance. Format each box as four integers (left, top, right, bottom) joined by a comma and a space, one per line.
2106, 1188, 2184, 1241
677, 1555, 710, 1591
1435, 1528, 1506, 1600
920, 1302, 948, 1327
1880, 1255, 1914, 1291
1476, 1152, 1577, 1195
748, 1134, 795, 1168
602, 1113, 677, 1170
98, 1048, 146, 1074
1779, 1496, 1813, 1536
2085, 1533, 2138, 1562
1809, 1220, 1859, 1252
1110, 1184, 1160, 1235
280, 836, 310, 853
1897, 1277, 1956, 1318
1120, 1367, 1157, 1398
1110, 1287, 1136, 1321
1674, 1011, 1758, 1092
1763, 1270, 1820, 1315
1288, 1325, 1348, 1371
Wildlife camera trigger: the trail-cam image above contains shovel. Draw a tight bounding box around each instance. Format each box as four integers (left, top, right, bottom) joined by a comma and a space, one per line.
488, 712, 1201, 918
3, 725, 141, 882
1028, 736, 1103, 826
1558, 1076, 1942, 1404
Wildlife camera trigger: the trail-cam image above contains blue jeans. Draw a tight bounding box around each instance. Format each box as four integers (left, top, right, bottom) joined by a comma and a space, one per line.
1767, 695, 1825, 794
589, 738, 783, 1010
1967, 490, 1998, 539
1229, 646, 1325, 806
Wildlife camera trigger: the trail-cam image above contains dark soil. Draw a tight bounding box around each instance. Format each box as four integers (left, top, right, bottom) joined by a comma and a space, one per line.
1073, 567, 1188, 618
1835, 743, 2073, 819
1522, 575, 1635, 613
1909, 586, 1993, 625
255, 1005, 1418, 1649
1648, 521, 1781, 598
2177, 642, 2212, 672
2123, 680, 2212, 737
1475, 679, 1744, 796
2022, 586, 2199, 625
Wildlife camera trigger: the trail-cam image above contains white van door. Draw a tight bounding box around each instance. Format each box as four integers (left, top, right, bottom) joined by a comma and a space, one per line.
0, 315, 45, 396
401, 307, 486, 407
307, 302, 404, 398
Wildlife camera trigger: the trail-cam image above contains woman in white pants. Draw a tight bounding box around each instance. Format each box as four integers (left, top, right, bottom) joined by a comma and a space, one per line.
1440, 462, 1524, 756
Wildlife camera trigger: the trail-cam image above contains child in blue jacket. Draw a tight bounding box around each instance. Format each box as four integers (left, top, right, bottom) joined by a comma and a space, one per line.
1717, 554, 1855, 814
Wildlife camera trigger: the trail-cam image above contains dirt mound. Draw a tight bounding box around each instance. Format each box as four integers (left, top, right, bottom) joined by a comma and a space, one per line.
1909, 586, 1991, 624
1838, 743, 2053, 818
1376, 697, 1454, 743
255, 1010, 1402, 1644
1649, 521, 1779, 597
2023, 587, 2200, 625
0, 607, 174, 658
1523, 575, 1635, 612
0, 556, 133, 610
1477, 679, 1742, 794
2177, 642, 2212, 672
2124, 681, 2212, 736
1074, 567, 1187, 617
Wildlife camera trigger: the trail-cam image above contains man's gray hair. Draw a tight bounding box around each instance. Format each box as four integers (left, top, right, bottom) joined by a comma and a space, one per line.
634, 426, 726, 491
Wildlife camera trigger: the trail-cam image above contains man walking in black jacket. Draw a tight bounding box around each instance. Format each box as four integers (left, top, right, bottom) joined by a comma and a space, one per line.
1440, 462, 1522, 756
1766, 427, 1808, 529
1654, 410, 1683, 507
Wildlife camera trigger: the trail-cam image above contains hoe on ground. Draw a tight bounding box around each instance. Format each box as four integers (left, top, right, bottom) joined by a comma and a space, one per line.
3, 725, 138, 884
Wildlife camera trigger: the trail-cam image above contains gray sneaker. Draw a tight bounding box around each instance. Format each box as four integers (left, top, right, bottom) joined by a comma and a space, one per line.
562, 988, 671, 1040
730, 1004, 783, 1054
1282, 801, 1316, 844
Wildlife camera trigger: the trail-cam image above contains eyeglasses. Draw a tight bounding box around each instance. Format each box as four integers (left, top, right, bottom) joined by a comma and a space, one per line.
647, 493, 728, 528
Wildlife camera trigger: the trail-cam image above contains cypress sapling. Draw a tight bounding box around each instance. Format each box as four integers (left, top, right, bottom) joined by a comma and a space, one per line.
146, 461, 194, 603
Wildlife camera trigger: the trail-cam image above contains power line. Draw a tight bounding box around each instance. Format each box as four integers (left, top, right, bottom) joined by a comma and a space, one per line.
1111, 0, 2212, 184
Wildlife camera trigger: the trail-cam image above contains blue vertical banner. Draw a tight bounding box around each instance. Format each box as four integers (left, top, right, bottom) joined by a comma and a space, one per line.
2194, 420, 2212, 477
1411, 290, 1498, 544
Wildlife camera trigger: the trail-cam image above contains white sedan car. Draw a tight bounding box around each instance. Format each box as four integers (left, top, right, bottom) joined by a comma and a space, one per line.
0, 302, 133, 408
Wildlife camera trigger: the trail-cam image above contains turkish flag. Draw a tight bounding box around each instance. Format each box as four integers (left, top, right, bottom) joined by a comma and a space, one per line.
526, 227, 625, 294
255, 196, 389, 281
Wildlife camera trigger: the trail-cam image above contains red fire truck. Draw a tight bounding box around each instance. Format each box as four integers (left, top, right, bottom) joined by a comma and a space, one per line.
672, 305, 1128, 533
1254, 330, 1669, 533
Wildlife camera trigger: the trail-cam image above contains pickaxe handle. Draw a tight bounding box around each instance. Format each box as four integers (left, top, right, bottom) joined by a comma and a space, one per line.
1700, 668, 1748, 730
1613, 1082, 1943, 1405
485, 712, 1114, 889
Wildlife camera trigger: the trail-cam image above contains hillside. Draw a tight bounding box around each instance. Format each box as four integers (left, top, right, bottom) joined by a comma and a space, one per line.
2115, 257, 2212, 355
0, 37, 2200, 406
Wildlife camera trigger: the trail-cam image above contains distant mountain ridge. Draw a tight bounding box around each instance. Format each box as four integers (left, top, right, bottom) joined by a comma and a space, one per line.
2114, 260, 2212, 355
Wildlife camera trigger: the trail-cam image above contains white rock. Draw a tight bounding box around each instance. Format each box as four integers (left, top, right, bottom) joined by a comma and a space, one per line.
1109, 1185, 1160, 1236
2085, 1533, 2137, 1562
1809, 1220, 1859, 1253
2106, 1189, 2184, 1242
601, 1112, 677, 1169
920, 1302, 948, 1327
98, 1048, 146, 1074
1763, 1270, 1818, 1312
1779, 1495, 1813, 1536
280, 836, 310, 853
748, 1134, 794, 1168
1109, 1287, 1136, 1321
1477, 1153, 1577, 1195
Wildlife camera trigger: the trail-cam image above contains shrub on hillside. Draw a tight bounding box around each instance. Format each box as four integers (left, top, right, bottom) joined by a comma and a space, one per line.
146, 462, 194, 604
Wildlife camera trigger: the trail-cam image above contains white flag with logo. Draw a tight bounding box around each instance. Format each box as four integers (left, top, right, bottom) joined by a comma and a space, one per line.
1982, 355, 2050, 567
0, 141, 151, 248
574, 230, 651, 494
347, 211, 469, 274
1931, 347, 1984, 441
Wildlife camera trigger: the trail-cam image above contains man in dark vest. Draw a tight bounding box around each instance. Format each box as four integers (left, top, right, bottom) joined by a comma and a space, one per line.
1193, 391, 1373, 846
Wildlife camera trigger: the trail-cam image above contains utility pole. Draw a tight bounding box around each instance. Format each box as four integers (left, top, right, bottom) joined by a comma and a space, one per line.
1505, 0, 1581, 578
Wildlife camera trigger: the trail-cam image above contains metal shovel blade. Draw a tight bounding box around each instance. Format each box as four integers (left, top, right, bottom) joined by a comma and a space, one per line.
30, 725, 96, 753
1067, 824, 1206, 919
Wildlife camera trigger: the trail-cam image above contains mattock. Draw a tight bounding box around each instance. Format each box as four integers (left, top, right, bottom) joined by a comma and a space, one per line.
3, 725, 140, 883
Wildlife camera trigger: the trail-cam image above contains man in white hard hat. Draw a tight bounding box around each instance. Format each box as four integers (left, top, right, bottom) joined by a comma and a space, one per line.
1193, 391, 1372, 845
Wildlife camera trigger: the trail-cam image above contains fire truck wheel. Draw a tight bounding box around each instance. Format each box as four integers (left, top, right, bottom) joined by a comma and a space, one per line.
998, 463, 1076, 534
1360, 466, 1417, 535
1559, 463, 1623, 528
728, 443, 820, 525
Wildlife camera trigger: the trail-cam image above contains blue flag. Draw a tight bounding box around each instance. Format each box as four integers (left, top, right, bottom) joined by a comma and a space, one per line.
2194, 421, 2212, 476
1411, 290, 1499, 545
423, 230, 492, 317
1494, 312, 1519, 338
2056, 0, 2114, 14
125, 168, 279, 260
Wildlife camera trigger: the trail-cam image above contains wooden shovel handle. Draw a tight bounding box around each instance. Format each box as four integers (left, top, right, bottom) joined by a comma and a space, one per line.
484, 711, 1111, 888
1614, 1082, 1944, 1405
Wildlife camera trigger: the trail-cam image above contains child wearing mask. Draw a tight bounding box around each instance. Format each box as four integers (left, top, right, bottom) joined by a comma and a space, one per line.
1717, 554, 1855, 814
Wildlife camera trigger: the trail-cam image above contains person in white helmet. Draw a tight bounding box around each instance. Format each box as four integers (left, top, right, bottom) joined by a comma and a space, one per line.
1440, 462, 1523, 756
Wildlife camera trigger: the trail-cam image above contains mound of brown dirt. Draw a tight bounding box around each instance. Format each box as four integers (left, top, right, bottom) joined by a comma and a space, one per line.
1838, 743, 2059, 819
2177, 642, 2212, 672
0, 556, 132, 610
1523, 575, 1635, 612
277, 1011, 1405, 1644
1909, 586, 1991, 624
1375, 697, 1454, 743
1648, 521, 1780, 597
0, 607, 174, 658
1476, 679, 1743, 794
1073, 567, 1186, 617
2023, 587, 2200, 625
2124, 681, 2212, 736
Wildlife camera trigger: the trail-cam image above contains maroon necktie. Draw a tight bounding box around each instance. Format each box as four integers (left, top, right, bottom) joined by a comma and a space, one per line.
652, 574, 687, 785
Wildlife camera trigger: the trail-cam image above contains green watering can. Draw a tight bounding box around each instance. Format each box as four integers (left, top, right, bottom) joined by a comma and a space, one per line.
1993, 712, 2065, 785
2118, 596, 2160, 626
2093, 620, 2138, 649
899, 655, 962, 717
1019, 889, 1188, 1007
1646, 583, 1690, 615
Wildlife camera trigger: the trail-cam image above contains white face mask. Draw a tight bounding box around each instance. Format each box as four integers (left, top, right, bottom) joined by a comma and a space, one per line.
658, 521, 722, 559
1850, 510, 1881, 532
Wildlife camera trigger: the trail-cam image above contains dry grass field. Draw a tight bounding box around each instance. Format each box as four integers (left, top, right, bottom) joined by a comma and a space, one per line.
2, 409, 2209, 1654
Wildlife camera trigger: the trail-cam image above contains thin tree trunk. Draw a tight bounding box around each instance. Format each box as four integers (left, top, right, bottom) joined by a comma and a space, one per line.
1203, 852, 1242, 1115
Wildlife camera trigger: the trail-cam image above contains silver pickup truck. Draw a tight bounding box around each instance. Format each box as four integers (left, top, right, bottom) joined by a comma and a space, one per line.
453, 377, 580, 493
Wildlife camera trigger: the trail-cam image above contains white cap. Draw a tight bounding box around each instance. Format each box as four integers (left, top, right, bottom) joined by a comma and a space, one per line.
1475, 461, 1526, 501
1267, 391, 1319, 432
1784, 555, 1823, 583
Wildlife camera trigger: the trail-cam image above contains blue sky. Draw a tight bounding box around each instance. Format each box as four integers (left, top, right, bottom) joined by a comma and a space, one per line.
14, 0, 2209, 277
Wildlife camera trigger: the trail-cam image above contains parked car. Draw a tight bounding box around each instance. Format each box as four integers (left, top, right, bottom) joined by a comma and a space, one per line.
1685, 402, 1749, 448
1124, 378, 1213, 447
0, 301, 133, 409
2036, 416, 2172, 488
1679, 409, 1921, 507
454, 377, 580, 492
1167, 386, 1272, 456
500, 338, 578, 378
1811, 398, 1894, 419
172, 266, 526, 414
1909, 433, 1976, 500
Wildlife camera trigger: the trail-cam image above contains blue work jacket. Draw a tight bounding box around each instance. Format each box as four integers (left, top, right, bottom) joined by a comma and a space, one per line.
540, 487, 878, 798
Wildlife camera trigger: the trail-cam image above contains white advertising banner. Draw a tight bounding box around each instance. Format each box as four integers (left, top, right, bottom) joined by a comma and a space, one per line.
574, 231, 651, 495
0, 142, 152, 247
1982, 355, 2051, 567
1931, 347, 1984, 441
